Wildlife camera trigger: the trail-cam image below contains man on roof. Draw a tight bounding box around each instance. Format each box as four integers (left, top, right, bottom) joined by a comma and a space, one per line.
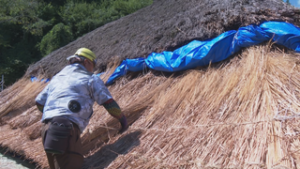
35, 47, 128, 169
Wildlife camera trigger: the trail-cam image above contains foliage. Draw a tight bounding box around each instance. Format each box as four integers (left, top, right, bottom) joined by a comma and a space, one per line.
0, 0, 49, 86
113, 0, 153, 16
39, 23, 73, 56
0, 0, 153, 87
59, 1, 112, 36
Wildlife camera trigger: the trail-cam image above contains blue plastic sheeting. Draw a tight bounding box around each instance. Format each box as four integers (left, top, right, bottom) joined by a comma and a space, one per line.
106, 58, 146, 85
30, 76, 50, 83
96, 72, 104, 77
105, 21, 300, 85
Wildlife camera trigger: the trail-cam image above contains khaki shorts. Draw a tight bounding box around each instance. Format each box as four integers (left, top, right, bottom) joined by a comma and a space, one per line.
41, 120, 83, 169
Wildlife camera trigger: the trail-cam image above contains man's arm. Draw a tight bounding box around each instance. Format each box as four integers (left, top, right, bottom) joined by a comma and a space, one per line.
90, 76, 128, 133
102, 98, 128, 133
35, 84, 49, 113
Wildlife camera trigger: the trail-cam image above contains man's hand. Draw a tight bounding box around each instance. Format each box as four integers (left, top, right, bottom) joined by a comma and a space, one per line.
103, 99, 129, 133
118, 115, 128, 134
119, 124, 129, 134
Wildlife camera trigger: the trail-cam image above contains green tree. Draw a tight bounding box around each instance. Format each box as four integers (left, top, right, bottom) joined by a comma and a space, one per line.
39, 23, 73, 56
59, 1, 118, 37
0, 0, 153, 86
0, 0, 50, 85
113, 0, 153, 16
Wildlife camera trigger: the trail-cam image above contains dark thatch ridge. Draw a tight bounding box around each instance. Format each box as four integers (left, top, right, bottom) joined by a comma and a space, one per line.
25, 0, 299, 79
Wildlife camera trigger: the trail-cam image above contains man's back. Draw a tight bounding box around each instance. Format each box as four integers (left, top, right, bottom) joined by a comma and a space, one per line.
36, 63, 112, 131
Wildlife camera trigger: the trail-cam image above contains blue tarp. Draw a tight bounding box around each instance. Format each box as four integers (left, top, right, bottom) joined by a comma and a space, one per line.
30, 76, 50, 83
105, 21, 300, 85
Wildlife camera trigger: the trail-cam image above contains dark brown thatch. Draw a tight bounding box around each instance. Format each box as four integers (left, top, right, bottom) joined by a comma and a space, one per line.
25, 0, 299, 78
1, 0, 300, 169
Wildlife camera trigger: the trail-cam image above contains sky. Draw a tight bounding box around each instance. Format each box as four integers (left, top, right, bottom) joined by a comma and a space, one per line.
284, 0, 300, 8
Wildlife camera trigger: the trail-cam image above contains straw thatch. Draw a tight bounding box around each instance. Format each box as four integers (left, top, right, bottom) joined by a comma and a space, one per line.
1, 0, 300, 168
1, 45, 300, 169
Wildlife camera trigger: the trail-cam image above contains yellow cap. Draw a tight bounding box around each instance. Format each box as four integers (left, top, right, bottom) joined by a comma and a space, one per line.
75, 48, 96, 62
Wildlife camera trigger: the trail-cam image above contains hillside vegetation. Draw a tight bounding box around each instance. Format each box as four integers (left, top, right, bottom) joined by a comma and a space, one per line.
0, 0, 152, 86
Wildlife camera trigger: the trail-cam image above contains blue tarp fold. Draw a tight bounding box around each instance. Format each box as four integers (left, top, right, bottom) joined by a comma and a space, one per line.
30, 76, 50, 83
105, 21, 300, 85
106, 58, 146, 85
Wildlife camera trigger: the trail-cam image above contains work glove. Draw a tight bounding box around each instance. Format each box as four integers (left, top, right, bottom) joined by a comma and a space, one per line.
118, 115, 128, 134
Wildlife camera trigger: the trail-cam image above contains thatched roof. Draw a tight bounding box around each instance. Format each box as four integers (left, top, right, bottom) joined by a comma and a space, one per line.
25, 0, 298, 78
1, 0, 300, 169
2, 45, 300, 169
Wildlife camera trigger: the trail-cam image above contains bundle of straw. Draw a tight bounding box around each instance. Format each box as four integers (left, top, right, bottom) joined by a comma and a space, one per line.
85, 46, 300, 169
0, 80, 46, 120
